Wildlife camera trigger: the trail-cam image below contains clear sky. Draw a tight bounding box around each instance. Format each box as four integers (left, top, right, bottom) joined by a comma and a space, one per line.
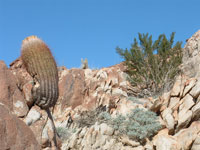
0, 0, 200, 69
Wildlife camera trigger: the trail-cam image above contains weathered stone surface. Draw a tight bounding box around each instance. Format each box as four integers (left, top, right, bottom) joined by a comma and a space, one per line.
190, 78, 200, 99
168, 97, 180, 110
182, 30, 200, 78
13, 88, 29, 117
192, 101, 200, 120
59, 68, 87, 109
153, 129, 180, 150
191, 135, 200, 150
175, 121, 200, 150
171, 76, 182, 97
0, 105, 40, 150
178, 94, 195, 117
162, 108, 175, 133
0, 61, 16, 110
24, 106, 41, 126
183, 78, 196, 96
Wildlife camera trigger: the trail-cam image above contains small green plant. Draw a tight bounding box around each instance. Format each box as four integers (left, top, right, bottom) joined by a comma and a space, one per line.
110, 108, 161, 142
56, 127, 75, 141
128, 96, 144, 104
126, 108, 161, 141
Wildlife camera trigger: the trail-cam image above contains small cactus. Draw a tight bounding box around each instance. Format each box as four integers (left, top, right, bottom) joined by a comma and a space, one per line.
21, 35, 59, 109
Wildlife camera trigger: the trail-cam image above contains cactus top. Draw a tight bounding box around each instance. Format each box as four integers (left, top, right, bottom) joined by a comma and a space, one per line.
21, 36, 59, 109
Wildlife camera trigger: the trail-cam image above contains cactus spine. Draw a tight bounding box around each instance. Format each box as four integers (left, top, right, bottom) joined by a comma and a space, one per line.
21, 35, 59, 109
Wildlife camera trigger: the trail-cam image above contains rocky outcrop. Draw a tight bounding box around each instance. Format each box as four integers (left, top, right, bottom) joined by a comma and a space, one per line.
182, 30, 200, 78
1, 30, 200, 150
0, 61, 40, 150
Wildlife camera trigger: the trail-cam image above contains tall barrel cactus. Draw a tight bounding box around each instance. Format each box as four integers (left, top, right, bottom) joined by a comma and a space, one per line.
21, 35, 59, 109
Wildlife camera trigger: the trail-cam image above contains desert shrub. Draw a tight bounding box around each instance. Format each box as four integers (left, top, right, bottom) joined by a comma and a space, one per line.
125, 108, 161, 141
116, 32, 182, 97
73, 106, 161, 143
110, 108, 161, 142
74, 105, 108, 128
56, 127, 70, 141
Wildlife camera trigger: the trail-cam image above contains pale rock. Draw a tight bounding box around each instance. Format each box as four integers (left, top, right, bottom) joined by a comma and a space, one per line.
79, 127, 87, 138
84, 68, 93, 79
171, 76, 182, 96
67, 129, 81, 148
191, 135, 200, 150
175, 121, 200, 150
100, 123, 114, 136
13, 88, 29, 117
160, 92, 171, 112
192, 101, 200, 120
24, 107, 41, 126
162, 108, 175, 132
153, 134, 179, 150
190, 78, 200, 98
179, 94, 195, 117
120, 136, 140, 147
112, 88, 128, 97
96, 70, 108, 80
182, 30, 200, 78
93, 131, 107, 149
116, 98, 141, 115
132, 146, 145, 150
103, 139, 117, 149
120, 81, 127, 87
168, 97, 180, 110
177, 110, 192, 131
183, 78, 197, 96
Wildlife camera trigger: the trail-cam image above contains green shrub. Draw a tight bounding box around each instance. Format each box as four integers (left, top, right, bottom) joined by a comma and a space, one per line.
125, 108, 161, 141
56, 127, 76, 141
116, 32, 182, 97
111, 108, 161, 142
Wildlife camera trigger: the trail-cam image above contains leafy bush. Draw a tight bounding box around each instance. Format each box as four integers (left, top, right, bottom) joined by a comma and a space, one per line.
110, 108, 161, 142
116, 32, 182, 97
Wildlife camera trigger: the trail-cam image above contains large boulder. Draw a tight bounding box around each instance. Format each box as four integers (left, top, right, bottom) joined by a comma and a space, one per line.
0, 105, 40, 150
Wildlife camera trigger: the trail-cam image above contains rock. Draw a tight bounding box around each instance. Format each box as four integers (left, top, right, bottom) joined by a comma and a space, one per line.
192, 101, 200, 120
171, 76, 182, 97
162, 108, 175, 133
59, 68, 87, 109
153, 129, 180, 150
100, 123, 114, 136
120, 136, 140, 147
0, 61, 17, 110
13, 88, 29, 117
0, 105, 40, 150
168, 97, 180, 110
182, 30, 200, 78
177, 110, 193, 132
175, 121, 200, 150
190, 78, 200, 99
160, 92, 171, 112
23, 82, 34, 107
191, 135, 200, 150
183, 78, 197, 96
24, 106, 41, 126
178, 94, 195, 117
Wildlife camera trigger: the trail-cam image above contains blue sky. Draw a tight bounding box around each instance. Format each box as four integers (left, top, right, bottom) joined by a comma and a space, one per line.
0, 0, 200, 69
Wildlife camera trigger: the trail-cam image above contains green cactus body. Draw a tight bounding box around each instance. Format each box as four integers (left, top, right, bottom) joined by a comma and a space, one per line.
21, 36, 59, 109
